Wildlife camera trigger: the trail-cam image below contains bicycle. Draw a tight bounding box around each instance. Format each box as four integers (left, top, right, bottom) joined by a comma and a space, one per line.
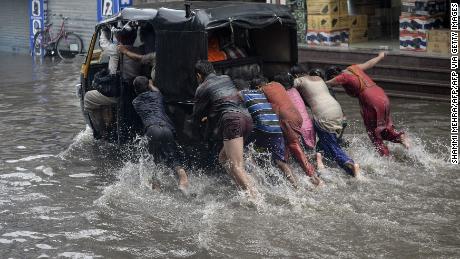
33, 14, 84, 60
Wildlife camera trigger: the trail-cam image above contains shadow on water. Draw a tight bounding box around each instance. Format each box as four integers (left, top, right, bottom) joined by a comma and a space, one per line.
0, 52, 458, 258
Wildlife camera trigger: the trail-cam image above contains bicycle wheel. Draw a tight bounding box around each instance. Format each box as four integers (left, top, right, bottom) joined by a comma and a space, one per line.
56, 32, 83, 59
33, 31, 51, 56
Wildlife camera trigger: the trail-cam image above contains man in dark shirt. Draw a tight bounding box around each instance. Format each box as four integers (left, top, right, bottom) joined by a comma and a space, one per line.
132, 76, 189, 192
193, 60, 256, 197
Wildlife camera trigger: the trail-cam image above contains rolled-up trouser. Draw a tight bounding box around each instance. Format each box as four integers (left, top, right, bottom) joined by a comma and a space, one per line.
314, 121, 354, 175
145, 124, 183, 168
84, 90, 118, 111
84, 90, 118, 137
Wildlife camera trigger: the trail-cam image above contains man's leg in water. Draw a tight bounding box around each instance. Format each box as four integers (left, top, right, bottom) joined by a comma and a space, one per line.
262, 132, 298, 188
381, 126, 410, 149
367, 129, 389, 156
286, 141, 323, 185
221, 137, 256, 196
146, 125, 189, 192
84, 90, 117, 138
315, 123, 360, 176
174, 166, 189, 192
274, 159, 298, 189
280, 120, 321, 185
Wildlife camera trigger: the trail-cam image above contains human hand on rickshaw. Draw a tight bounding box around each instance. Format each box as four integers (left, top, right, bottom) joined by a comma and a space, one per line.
117, 45, 129, 54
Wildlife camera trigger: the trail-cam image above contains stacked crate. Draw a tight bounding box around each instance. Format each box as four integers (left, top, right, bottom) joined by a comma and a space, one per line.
427, 29, 450, 55
306, 0, 349, 47
399, 0, 446, 52
348, 14, 368, 43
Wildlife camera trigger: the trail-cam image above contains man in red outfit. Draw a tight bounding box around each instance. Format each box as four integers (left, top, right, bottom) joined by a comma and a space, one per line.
252, 76, 323, 186
325, 52, 410, 156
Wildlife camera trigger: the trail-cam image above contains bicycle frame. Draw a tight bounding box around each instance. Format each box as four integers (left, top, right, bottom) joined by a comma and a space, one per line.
44, 17, 67, 44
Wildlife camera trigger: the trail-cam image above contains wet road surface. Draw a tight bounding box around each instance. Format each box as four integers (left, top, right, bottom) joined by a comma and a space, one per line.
0, 52, 458, 258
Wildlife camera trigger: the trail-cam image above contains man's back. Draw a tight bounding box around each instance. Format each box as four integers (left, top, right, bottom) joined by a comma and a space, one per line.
261, 82, 301, 124
241, 89, 282, 134
295, 76, 343, 133
132, 91, 174, 131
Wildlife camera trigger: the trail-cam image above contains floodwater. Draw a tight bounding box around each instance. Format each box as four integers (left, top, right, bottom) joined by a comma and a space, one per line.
0, 52, 458, 259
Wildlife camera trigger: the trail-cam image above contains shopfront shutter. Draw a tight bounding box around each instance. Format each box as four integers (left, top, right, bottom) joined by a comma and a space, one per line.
47, 0, 98, 52
0, 0, 29, 53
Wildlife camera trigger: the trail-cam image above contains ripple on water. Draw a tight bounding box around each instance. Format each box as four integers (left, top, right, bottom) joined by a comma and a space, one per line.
6, 154, 55, 164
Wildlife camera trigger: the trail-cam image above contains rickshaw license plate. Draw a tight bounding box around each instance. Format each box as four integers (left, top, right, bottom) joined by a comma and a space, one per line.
70, 44, 78, 51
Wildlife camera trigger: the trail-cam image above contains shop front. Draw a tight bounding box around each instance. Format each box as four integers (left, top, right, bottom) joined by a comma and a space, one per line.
266, 0, 451, 99
270, 0, 452, 57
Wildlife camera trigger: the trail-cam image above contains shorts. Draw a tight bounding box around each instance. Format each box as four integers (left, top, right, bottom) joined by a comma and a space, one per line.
220, 112, 253, 141
249, 130, 286, 162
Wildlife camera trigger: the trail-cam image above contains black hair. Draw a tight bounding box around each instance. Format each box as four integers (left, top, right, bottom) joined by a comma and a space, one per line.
133, 76, 150, 95
308, 68, 326, 80
233, 78, 250, 91
273, 73, 294, 90
250, 76, 268, 89
195, 60, 215, 77
290, 65, 309, 77
325, 66, 343, 81
116, 27, 137, 45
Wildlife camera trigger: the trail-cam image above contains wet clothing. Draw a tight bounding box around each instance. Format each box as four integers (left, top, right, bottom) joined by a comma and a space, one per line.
145, 125, 183, 168
121, 46, 144, 81
314, 121, 354, 174
99, 31, 118, 74
220, 111, 253, 141
334, 65, 404, 156
193, 73, 252, 141
250, 131, 286, 162
295, 76, 344, 135
132, 91, 174, 132
241, 90, 283, 134
294, 76, 354, 173
286, 88, 316, 149
241, 90, 286, 162
261, 82, 315, 177
133, 91, 182, 167
140, 52, 156, 80
84, 90, 118, 111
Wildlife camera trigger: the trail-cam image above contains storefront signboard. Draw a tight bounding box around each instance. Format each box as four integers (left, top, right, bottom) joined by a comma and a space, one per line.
97, 0, 133, 22
30, 0, 48, 55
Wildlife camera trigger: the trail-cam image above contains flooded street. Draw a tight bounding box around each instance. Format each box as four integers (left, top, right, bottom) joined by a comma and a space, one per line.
0, 52, 458, 258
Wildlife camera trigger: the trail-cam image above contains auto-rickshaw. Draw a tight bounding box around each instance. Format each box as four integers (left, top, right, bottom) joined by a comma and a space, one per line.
79, 1, 298, 160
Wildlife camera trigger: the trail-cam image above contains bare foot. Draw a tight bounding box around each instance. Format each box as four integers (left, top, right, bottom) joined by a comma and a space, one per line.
245, 185, 258, 200
316, 153, 325, 170
176, 167, 189, 193
352, 163, 361, 178
400, 134, 410, 149
310, 175, 324, 187
288, 174, 299, 189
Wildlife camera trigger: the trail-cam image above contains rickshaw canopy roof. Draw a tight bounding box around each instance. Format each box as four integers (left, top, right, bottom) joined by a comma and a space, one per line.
97, 8, 158, 26
98, 1, 296, 30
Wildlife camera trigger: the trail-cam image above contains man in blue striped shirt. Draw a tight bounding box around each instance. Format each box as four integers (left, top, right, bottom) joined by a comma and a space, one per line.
236, 79, 298, 188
